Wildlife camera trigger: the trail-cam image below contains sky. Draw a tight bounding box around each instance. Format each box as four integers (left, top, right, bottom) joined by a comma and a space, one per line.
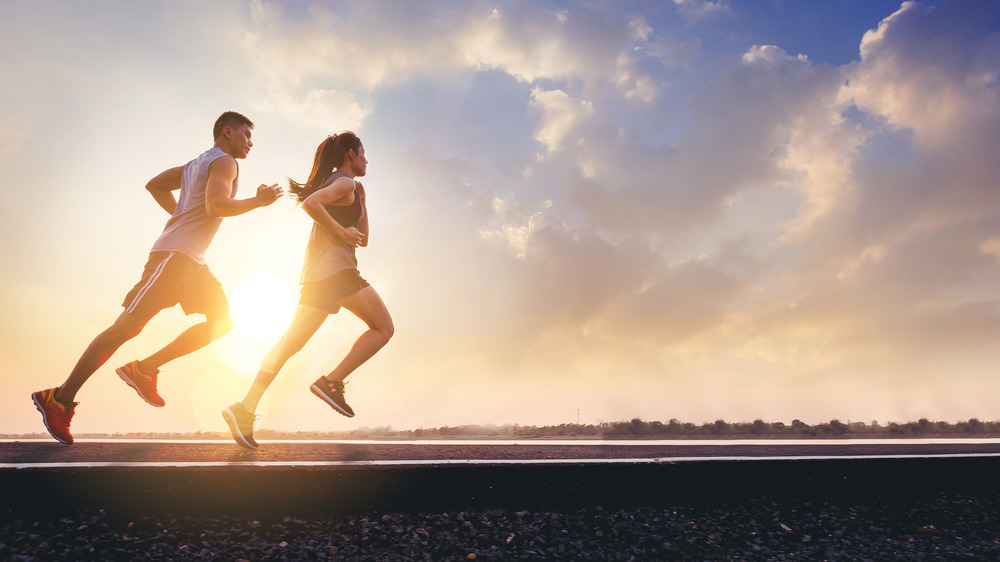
3, 0, 1000, 435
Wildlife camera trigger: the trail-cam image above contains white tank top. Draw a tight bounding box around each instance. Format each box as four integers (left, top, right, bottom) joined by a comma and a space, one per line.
149, 147, 237, 264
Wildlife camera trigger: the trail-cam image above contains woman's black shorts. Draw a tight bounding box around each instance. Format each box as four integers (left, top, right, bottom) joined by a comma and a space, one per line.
299, 268, 370, 314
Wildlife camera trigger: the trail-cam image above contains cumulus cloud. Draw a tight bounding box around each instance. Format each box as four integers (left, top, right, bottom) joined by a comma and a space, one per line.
549, 42, 853, 239
732, 0, 1000, 379
243, 0, 663, 130
500, 0, 1000, 395
529, 88, 594, 155
831, 1, 1000, 255
848, 1, 1000, 153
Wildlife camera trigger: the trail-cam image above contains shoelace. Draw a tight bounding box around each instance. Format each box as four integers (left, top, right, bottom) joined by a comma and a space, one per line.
55, 402, 76, 424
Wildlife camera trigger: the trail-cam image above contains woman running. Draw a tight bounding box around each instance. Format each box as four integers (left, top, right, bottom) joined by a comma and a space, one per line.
223, 131, 393, 449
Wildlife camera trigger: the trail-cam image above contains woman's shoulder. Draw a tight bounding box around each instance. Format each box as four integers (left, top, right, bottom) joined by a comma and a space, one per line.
326, 170, 352, 183
319, 171, 355, 190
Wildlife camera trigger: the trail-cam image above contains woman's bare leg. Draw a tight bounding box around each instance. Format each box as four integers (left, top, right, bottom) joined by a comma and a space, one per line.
323, 286, 393, 383
240, 305, 328, 413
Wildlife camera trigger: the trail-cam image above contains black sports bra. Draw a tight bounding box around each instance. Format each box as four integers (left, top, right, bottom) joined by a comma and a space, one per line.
323, 171, 362, 228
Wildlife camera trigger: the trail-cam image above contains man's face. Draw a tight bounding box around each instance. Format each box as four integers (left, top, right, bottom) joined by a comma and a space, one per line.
225, 124, 254, 159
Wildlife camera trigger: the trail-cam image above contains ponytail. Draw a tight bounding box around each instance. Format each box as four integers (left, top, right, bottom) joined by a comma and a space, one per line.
288, 131, 362, 202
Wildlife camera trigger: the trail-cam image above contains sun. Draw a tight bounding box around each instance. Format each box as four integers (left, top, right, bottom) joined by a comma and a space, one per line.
229, 274, 295, 339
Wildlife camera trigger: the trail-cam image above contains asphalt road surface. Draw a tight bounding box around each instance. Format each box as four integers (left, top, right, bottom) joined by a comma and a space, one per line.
4, 437, 1000, 466
4, 439, 1000, 517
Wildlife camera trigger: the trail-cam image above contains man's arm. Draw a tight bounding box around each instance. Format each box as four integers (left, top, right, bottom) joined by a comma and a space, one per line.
146, 166, 184, 214
302, 177, 366, 247
204, 156, 282, 218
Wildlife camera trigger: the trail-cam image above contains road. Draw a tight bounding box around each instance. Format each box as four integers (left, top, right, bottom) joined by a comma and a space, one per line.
4, 439, 1000, 516
3, 438, 1000, 467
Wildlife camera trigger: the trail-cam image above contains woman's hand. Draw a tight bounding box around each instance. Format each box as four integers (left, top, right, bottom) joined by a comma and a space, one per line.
342, 226, 367, 247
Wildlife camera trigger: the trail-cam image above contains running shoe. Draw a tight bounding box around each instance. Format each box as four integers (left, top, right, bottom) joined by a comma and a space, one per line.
116, 360, 165, 407
222, 402, 260, 450
31, 388, 77, 445
310, 377, 355, 417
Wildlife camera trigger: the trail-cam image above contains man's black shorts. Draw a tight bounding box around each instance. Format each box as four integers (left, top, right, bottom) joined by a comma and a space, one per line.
299, 268, 370, 314
122, 252, 228, 320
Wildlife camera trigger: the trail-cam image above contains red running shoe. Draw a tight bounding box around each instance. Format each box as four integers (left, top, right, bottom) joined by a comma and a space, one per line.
31, 388, 76, 445
116, 360, 165, 407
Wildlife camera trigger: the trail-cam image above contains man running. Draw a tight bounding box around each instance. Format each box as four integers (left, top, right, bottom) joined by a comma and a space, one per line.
32, 111, 283, 444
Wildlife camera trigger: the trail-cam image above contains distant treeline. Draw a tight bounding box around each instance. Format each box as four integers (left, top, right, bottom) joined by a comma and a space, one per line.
338, 417, 1000, 439
8, 417, 1000, 440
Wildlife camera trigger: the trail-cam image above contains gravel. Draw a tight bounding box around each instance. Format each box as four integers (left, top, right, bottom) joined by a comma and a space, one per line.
3, 491, 1000, 560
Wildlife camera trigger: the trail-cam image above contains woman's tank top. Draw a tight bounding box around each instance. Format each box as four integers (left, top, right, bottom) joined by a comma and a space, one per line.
299, 171, 366, 283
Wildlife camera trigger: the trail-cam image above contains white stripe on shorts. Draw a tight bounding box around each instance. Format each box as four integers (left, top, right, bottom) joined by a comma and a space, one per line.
126, 252, 174, 315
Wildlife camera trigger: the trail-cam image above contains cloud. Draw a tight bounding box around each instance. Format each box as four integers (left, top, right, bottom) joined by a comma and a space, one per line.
849, 1, 1000, 154
460, 5, 661, 101
515, 0, 1000, 388
732, 0, 1000, 376
548, 43, 853, 238
379, 143, 772, 379
242, 0, 663, 134
829, 1, 1000, 256
672, 0, 731, 25
529, 88, 594, 155
250, 88, 369, 132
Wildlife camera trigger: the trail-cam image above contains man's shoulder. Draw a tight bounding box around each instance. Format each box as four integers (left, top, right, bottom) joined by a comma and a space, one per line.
199, 146, 234, 163
205, 152, 239, 183
182, 147, 227, 170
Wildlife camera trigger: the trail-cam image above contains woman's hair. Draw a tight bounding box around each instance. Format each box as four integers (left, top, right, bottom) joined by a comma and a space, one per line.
288, 131, 363, 203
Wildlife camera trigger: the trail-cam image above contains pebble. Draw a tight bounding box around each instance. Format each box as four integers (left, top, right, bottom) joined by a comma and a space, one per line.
3, 491, 1000, 559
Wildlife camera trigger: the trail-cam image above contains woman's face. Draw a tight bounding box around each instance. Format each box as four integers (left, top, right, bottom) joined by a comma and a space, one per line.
351, 144, 368, 177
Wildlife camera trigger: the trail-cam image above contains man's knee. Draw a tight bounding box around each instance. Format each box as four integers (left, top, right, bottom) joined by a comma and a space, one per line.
106, 313, 146, 343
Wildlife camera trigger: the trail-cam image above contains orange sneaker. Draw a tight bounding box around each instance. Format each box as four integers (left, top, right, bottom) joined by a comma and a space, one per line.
116, 360, 165, 407
31, 388, 76, 445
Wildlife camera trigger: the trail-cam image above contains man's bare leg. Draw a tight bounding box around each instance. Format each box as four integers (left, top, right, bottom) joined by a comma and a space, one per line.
56, 311, 149, 404
138, 310, 233, 373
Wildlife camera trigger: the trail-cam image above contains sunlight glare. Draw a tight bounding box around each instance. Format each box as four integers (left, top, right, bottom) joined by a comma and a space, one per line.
230, 274, 295, 339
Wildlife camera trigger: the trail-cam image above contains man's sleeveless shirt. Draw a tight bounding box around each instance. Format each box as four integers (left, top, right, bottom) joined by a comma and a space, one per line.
300, 171, 365, 284
149, 147, 236, 264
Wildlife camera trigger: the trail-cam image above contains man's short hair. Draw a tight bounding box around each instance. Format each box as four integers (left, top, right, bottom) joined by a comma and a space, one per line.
213, 111, 254, 140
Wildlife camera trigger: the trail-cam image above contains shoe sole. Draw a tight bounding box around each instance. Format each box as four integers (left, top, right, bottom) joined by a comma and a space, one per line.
222, 407, 258, 450
116, 368, 165, 407
310, 384, 355, 418
31, 394, 72, 445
